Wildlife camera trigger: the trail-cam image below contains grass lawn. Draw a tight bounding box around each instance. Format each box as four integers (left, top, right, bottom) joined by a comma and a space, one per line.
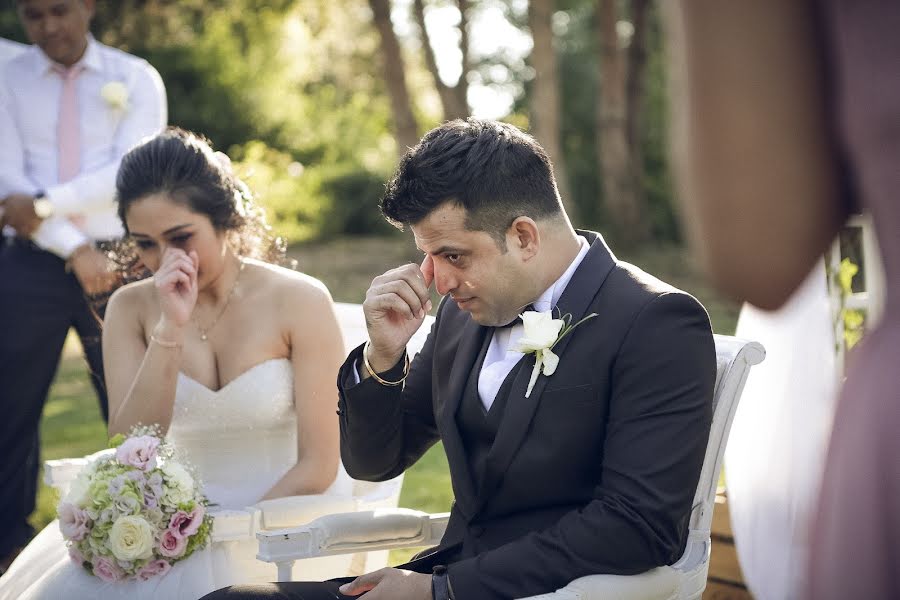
29, 235, 738, 565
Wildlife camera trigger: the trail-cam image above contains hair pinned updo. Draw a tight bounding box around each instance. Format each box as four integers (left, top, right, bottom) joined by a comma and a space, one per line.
112, 127, 288, 273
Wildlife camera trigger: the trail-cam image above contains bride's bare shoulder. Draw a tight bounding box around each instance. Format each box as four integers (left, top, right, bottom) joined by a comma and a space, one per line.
106, 277, 156, 322
243, 259, 334, 309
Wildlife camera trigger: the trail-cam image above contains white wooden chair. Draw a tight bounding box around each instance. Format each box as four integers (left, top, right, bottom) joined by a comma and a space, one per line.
43, 302, 434, 580
255, 334, 765, 599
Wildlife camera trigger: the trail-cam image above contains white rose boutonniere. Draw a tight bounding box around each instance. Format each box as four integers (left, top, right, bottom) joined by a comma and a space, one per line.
512, 310, 598, 398
101, 81, 129, 111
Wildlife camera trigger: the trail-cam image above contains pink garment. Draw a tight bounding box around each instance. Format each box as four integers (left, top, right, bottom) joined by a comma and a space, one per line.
807, 2, 900, 599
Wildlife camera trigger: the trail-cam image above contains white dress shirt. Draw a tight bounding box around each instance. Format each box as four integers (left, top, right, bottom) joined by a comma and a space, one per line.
477, 235, 591, 410
0, 37, 26, 62
0, 36, 166, 257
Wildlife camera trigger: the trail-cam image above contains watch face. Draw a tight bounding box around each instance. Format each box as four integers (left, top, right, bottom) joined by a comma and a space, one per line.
34, 198, 54, 219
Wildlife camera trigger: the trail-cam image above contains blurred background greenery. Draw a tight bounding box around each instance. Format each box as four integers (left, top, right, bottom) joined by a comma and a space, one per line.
4, 0, 681, 250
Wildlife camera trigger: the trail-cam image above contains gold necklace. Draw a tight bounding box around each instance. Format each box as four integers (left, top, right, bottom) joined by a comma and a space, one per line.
193, 258, 245, 342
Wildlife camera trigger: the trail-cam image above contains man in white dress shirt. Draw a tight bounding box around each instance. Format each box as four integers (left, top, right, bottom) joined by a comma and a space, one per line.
0, 0, 166, 571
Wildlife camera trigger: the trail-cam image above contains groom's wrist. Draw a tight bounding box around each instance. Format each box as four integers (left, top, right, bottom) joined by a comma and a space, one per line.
360, 342, 407, 381
431, 565, 453, 600
364, 341, 406, 374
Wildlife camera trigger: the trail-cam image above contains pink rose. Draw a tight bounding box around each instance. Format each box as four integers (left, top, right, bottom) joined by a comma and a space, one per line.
115, 435, 160, 471
136, 558, 172, 581
93, 556, 124, 582
168, 504, 205, 539
158, 529, 188, 558
58, 502, 91, 541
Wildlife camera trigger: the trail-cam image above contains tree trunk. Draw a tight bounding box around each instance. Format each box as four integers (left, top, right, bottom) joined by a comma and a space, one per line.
626, 0, 650, 197
455, 0, 471, 118
596, 0, 649, 244
369, 0, 420, 154
414, 0, 469, 121
528, 0, 575, 220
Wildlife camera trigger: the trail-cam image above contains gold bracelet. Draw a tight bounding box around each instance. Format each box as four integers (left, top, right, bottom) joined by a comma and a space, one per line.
363, 341, 409, 386
150, 334, 182, 349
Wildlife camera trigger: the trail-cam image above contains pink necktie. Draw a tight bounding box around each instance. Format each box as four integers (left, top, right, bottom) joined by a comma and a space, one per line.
56, 65, 84, 183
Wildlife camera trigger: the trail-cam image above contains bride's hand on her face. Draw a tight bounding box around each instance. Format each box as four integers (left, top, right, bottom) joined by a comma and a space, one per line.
153, 248, 199, 335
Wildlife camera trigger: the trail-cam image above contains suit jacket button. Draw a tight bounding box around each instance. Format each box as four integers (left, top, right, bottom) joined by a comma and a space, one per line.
471, 525, 485, 537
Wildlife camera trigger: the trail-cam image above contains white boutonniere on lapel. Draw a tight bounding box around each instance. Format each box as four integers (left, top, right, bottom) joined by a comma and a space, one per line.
100, 81, 129, 112
512, 310, 598, 398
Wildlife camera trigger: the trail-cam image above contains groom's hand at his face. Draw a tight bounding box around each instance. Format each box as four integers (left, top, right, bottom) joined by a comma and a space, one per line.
338, 568, 432, 599
362, 262, 433, 373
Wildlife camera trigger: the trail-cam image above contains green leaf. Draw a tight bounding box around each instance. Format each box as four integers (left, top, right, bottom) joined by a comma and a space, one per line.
837, 258, 859, 295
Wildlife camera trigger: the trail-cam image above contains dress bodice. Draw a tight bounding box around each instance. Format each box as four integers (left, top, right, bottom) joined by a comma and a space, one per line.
167, 358, 297, 509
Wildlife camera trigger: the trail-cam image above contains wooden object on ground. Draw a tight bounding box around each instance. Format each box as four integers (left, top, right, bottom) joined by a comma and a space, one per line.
703, 491, 753, 599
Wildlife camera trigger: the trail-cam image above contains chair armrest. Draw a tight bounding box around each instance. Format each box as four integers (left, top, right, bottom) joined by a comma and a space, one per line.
256, 509, 450, 564
43, 457, 91, 492
210, 508, 261, 542
515, 567, 681, 600
211, 495, 361, 542
44, 449, 115, 493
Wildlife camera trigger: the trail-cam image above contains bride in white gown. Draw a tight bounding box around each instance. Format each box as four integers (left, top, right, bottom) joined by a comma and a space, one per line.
0, 128, 352, 600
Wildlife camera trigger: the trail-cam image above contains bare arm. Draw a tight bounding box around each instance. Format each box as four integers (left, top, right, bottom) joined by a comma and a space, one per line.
105, 249, 198, 435
665, 0, 849, 310
261, 279, 344, 499
103, 285, 182, 436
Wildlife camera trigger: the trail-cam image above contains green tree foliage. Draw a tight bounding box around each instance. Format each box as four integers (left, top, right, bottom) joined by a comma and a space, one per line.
552, 0, 676, 242
1, 0, 401, 241
1, 0, 679, 244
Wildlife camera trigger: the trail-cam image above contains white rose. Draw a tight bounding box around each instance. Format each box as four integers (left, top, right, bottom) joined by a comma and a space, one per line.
512, 311, 564, 353
161, 461, 195, 495
100, 81, 129, 110
109, 515, 154, 561
64, 470, 92, 507
163, 485, 194, 507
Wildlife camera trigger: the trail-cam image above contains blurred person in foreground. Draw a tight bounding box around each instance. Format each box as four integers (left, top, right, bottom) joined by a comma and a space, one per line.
666, 2, 899, 599
0, 0, 165, 573
204, 119, 716, 600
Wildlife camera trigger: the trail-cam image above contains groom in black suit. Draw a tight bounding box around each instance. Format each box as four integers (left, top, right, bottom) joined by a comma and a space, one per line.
204, 119, 715, 599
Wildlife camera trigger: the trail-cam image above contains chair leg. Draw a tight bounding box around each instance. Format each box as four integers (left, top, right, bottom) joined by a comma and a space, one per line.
275, 560, 294, 582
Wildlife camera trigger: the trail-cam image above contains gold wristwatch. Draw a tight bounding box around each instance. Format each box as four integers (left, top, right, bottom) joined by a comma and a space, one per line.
33, 191, 54, 219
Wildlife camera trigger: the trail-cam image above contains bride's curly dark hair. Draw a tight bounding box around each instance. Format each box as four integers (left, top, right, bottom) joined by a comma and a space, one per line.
109, 127, 290, 277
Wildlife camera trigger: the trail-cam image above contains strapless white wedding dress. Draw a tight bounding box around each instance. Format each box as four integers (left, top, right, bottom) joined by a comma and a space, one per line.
0, 358, 353, 600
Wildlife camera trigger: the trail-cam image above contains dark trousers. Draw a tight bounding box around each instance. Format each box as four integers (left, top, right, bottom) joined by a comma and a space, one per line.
0, 239, 108, 556
199, 579, 356, 600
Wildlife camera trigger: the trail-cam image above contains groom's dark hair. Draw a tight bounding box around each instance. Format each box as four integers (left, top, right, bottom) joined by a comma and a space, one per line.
380, 118, 564, 248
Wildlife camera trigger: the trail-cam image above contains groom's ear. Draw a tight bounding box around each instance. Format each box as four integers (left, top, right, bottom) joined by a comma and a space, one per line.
508, 217, 540, 261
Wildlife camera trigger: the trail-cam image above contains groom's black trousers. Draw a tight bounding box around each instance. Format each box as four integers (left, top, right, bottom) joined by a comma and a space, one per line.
200, 579, 356, 600
0, 238, 108, 556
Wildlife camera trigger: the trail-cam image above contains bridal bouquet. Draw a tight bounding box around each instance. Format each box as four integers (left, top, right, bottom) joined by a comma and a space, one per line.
57, 427, 212, 582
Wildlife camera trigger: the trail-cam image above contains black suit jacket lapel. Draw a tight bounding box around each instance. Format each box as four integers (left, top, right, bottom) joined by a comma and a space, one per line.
475, 231, 617, 510
436, 315, 488, 518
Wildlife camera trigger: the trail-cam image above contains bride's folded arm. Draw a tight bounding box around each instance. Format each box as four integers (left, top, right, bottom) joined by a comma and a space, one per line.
104, 280, 185, 437
259, 274, 344, 500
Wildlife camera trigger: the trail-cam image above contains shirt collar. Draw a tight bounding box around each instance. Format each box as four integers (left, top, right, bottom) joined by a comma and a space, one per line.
531, 235, 591, 313
34, 34, 101, 75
